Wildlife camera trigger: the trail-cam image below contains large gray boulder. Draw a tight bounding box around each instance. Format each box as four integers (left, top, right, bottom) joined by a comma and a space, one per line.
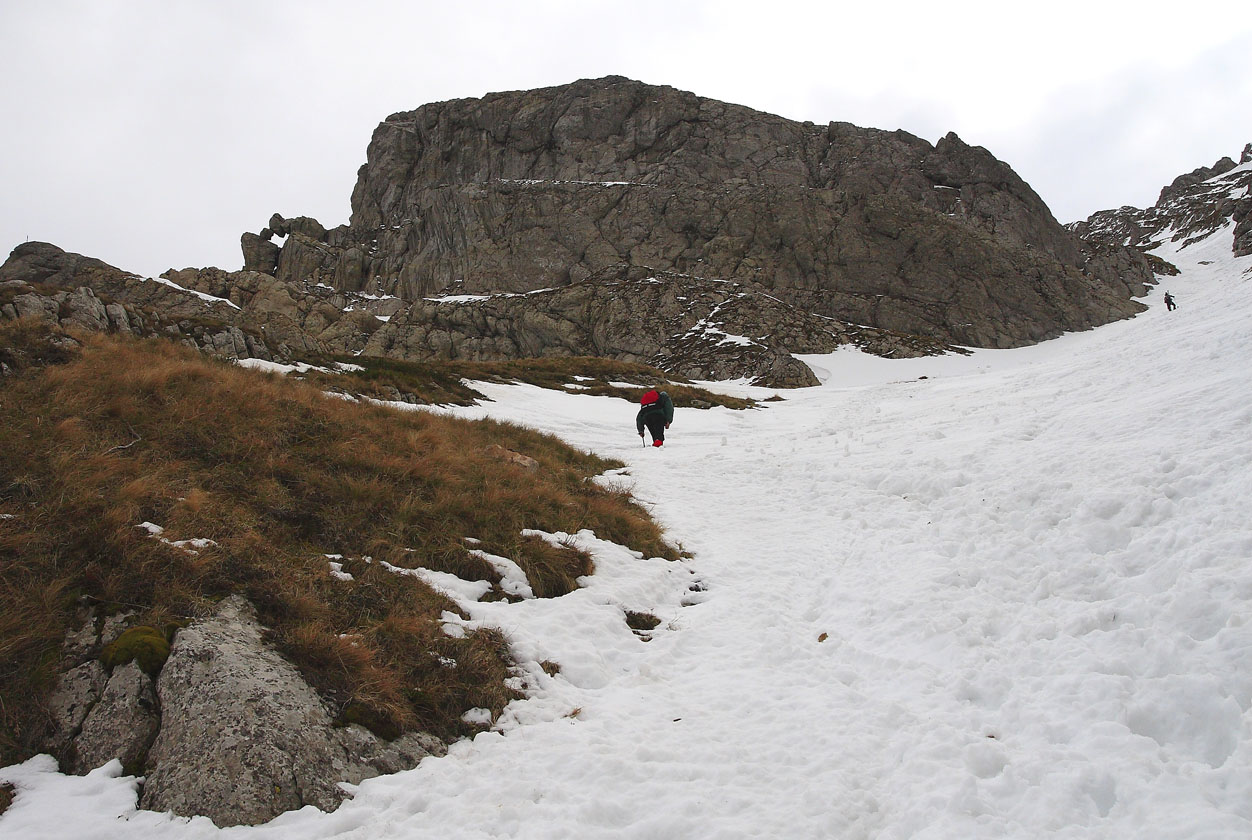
241, 232, 280, 275
139, 596, 442, 828
36, 602, 444, 827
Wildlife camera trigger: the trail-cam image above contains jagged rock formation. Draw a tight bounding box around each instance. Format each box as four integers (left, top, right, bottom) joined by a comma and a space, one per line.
1, 241, 943, 387
1072, 143, 1252, 258
0, 242, 321, 363
359, 265, 950, 387
43, 597, 445, 828
3, 77, 1165, 386
245, 76, 1153, 350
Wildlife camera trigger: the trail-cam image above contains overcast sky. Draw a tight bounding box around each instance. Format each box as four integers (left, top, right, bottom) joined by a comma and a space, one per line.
2, 0, 1249, 278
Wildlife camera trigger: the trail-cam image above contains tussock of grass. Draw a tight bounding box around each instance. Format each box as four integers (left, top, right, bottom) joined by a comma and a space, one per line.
0, 321, 678, 765
0, 316, 81, 372
624, 611, 661, 632
312, 354, 757, 410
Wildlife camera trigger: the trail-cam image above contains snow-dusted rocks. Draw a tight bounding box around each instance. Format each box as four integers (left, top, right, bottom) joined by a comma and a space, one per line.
0, 239, 947, 386
1073, 143, 1252, 258
0, 242, 303, 363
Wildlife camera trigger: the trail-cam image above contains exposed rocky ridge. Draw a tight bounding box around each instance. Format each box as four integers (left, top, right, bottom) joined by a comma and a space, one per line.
1071, 143, 1252, 258
246, 76, 1152, 348
0, 242, 322, 363
44, 597, 444, 828
358, 265, 951, 387
1, 242, 944, 387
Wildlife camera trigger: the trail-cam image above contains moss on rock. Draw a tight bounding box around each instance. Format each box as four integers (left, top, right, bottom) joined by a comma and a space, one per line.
100, 626, 171, 676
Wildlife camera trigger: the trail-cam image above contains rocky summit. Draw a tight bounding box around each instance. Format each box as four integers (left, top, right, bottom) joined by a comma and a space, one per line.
333, 77, 1154, 346
2, 77, 1164, 385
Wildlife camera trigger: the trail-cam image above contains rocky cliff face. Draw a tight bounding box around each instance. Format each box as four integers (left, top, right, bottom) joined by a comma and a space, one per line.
3, 77, 1164, 386
0, 241, 944, 387
318, 76, 1151, 348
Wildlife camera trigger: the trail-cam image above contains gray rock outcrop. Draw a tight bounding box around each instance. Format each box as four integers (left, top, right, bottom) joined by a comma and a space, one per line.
361, 264, 950, 387
72, 662, 160, 774
4, 78, 1168, 386
140, 596, 442, 827
0, 241, 946, 386
39, 600, 445, 828
0, 242, 321, 364
318, 76, 1151, 348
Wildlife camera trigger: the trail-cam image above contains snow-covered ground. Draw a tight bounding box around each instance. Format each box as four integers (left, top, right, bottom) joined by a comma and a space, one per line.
3, 226, 1251, 838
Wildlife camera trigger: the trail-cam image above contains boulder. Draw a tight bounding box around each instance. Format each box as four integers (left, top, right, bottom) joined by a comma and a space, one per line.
44, 660, 108, 754
139, 596, 440, 827
71, 662, 160, 774
275, 233, 335, 285
241, 232, 280, 275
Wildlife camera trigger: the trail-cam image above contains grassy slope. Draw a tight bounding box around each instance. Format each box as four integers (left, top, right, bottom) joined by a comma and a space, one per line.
0, 321, 680, 766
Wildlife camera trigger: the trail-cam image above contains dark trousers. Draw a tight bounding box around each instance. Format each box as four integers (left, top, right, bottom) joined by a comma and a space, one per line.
643, 413, 666, 443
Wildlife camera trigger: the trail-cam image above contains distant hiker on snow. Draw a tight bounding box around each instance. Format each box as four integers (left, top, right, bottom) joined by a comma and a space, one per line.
637, 388, 674, 447
1164, 292, 1177, 311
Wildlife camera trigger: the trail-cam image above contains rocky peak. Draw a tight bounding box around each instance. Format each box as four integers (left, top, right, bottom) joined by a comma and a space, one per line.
1071, 144, 1252, 258
234, 77, 1152, 350
348, 77, 1074, 261
6, 78, 1168, 385
1158, 155, 1238, 205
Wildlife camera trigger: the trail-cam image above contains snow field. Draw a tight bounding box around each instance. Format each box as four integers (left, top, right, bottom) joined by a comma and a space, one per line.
1, 224, 1250, 838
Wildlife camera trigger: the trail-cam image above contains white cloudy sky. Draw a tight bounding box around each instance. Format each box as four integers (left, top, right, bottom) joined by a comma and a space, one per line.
2, 0, 1248, 278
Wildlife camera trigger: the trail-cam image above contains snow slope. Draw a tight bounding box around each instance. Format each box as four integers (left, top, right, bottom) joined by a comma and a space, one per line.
3, 227, 1251, 838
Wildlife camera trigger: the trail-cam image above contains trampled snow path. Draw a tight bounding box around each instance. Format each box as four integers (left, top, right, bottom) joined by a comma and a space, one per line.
3, 227, 1251, 838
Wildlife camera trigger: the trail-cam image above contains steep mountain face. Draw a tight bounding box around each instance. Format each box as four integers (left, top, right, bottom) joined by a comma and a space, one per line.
1072, 144, 1252, 257
3, 77, 1163, 385
320, 76, 1151, 348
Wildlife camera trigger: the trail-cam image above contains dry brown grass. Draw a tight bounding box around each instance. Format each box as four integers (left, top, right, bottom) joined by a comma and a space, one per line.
311, 354, 758, 410
0, 322, 679, 765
